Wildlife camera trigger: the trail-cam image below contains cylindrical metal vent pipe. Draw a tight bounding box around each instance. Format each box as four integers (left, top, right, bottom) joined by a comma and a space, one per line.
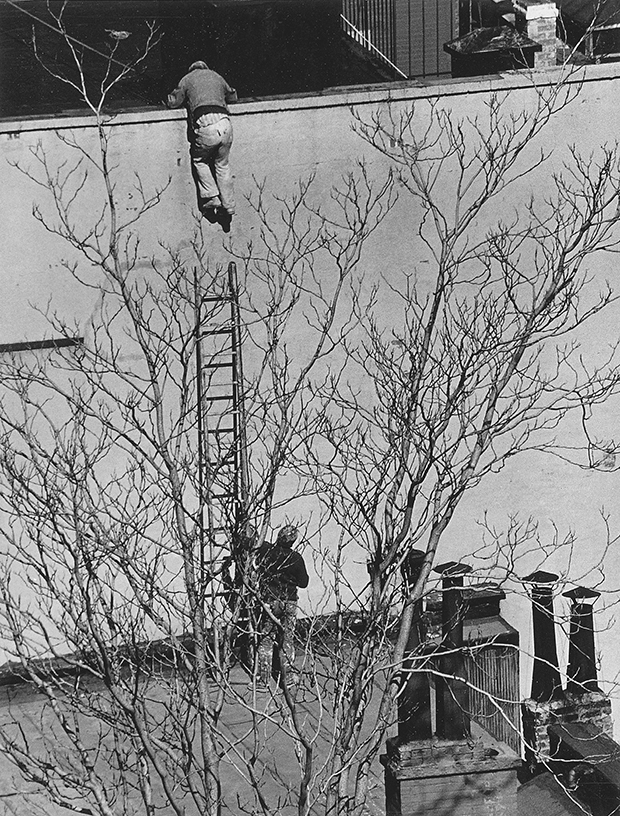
563, 586, 601, 695
398, 549, 432, 742
434, 561, 472, 741
522, 570, 563, 702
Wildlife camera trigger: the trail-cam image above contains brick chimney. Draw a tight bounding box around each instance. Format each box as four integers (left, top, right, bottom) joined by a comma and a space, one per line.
382, 562, 521, 816
522, 579, 612, 773
544, 588, 620, 815
514, 0, 558, 69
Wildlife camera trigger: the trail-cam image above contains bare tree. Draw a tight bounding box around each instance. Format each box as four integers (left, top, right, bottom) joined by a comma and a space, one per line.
3, 6, 620, 816
278, 84, 620, 814
0, 6, 392, 816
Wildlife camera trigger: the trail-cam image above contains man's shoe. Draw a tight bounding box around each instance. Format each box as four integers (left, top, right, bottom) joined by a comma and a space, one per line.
200, 196, 221, 211
202, 208, 219, 224
200, 197, 221, 222
218, 210, 233, 233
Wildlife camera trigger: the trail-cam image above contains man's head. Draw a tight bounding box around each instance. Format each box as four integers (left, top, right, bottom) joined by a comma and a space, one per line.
276, 525, 298, 548
188, 61, 209, 72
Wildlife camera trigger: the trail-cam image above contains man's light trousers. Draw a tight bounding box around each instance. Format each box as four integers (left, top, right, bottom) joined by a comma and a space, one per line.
191, 113, 235, 214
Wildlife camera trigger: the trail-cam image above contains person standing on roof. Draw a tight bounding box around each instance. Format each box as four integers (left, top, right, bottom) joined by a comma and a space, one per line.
255, 525, 309, 687
167, 61, 237, 228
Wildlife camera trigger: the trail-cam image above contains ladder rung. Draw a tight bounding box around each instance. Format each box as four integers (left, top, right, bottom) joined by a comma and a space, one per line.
202, 328, 233, 336
204, 394, 234, 402
204, 362, 234, 369
202, 296, 230, 303
207, 427, 235, 434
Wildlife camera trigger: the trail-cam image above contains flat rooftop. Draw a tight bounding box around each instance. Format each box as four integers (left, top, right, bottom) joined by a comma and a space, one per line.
0, 0, 392, 118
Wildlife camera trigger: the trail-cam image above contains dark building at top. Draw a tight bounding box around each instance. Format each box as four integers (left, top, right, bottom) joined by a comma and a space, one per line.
0, 0, 389, 119
340, 0, 620, 80
3, 0, 618, 120
340, 0, 562, 78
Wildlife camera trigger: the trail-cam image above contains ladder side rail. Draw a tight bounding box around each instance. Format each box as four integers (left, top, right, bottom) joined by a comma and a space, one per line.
195, 270, 233, 615
228, 262, 251, 525
194, 268, 207, 583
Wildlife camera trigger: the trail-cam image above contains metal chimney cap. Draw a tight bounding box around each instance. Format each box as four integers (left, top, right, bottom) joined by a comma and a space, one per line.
404, 549, 426, 563
434, 561, 472, 577
563, 586, 601, 601
521, 570, 559, 584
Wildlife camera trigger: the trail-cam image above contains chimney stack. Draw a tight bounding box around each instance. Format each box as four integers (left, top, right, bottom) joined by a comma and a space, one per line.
434, 561, 472, 741
514, 0, 558, 69
563, 586, 601, 695
523, 570, 563, 702
382, 561, 521, 816
398, 550, 432, 742
522, 577, 612, 773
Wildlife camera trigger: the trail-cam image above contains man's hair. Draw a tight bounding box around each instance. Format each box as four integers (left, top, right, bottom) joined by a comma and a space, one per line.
276, 525, 298, 547
188, 61, 209, 72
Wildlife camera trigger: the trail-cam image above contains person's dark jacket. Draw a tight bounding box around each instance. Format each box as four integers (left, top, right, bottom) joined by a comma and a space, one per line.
257, 542, 309, 602
167, 68, 237, 118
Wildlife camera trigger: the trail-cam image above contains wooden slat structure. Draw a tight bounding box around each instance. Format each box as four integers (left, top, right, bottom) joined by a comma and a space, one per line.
341, 0, 459, 77
465, 623, 521, 755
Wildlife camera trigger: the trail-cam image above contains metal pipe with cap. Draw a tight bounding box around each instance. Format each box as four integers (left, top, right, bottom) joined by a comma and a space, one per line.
398, 549, 432, 742
434, 561, 472, 740
563, 586, 601, 694
522, 570, 563, 702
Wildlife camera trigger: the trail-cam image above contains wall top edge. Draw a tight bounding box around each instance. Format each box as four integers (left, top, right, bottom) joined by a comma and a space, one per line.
1, 62, 619, 135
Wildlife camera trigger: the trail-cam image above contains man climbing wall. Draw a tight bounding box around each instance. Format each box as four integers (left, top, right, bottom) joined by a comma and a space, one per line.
167, 61, 237, 231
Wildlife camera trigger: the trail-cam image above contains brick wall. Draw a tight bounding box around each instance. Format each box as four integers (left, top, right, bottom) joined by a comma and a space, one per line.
383, 733, 520, 816
398, 767, 518, 816
514, 0, 558, 68
522, 691, 613, 771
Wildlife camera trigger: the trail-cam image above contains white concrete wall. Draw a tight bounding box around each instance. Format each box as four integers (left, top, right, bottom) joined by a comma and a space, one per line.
3, 64, 620, 718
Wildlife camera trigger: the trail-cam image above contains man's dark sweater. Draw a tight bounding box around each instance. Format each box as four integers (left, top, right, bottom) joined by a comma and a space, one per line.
257, 542, 309, 602
167, 67, 237, 120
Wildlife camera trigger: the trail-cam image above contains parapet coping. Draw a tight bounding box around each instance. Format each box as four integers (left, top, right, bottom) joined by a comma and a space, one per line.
382, 751, 522, 781
382, 741, 521, 781
1, 60, 620, 135
381, 722, 521, 780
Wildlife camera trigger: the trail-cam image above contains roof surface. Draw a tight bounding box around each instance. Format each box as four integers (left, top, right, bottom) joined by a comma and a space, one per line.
518, 772, 590, 816
0, 0, 388, 118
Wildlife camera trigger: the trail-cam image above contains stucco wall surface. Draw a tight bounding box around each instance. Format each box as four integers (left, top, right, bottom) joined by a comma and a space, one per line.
3, 64, 620, 338
3, 64, 620, 717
